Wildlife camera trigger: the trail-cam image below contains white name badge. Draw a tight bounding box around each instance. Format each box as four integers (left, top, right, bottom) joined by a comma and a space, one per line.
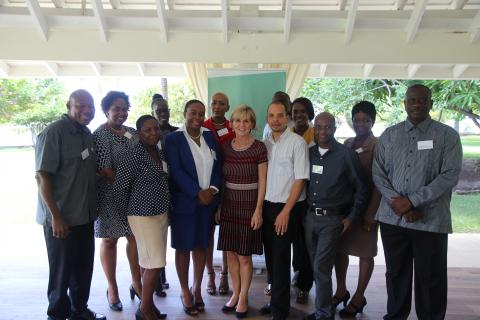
312, 165, 324, 174
418, 140, 433, 150
157, 141, 162, 150
162, 160, 168, 173
355, 147, 364, 154
211, 149, 217, 161
81, 148, 90, 160
124, 131, 132, 139
217, 128, 229, 137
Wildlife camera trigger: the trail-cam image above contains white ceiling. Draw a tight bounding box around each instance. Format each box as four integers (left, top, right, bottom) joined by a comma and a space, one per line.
0, 0, 480, 78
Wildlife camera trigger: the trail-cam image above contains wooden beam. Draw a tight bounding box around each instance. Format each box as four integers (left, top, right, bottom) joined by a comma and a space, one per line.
221, 0, 228, 44
109, 0, 120, 9
363, 64, 374, 78
284, 0, 292, 43
405, 0, 428, 43
453, 64, 468, 78
450, 0, 468, 10
51, 0, 65, 8
91, 0, 108, 41
469, 11, 480, 43
345, 0, 359, 43
154, 0, 168, 43
396, 0, 408, 10
45, 61, 58, 76
0, 62, 10, 77
407, 64, 421, 78
25, 0, 48, 41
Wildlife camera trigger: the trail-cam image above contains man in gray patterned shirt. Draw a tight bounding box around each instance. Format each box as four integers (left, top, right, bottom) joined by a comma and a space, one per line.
373, 84, 463, 320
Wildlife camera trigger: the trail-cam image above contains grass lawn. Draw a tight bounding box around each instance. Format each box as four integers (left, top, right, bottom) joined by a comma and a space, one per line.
451, 193, 480, 233
461, 135, 480, 159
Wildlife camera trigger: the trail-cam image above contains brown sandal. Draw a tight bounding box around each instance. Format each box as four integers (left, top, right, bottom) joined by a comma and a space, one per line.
218, 272, 229, 295
206, 271, 216, 295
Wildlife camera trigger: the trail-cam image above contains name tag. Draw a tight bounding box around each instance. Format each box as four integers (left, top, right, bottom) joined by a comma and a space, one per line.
162, 160, 168, 173
418, 140, 433, 150
312, 165, 323, 174
217, 128, 229, 137
124, 131, 132, 139
157, 141, 162, 150
81, 148, 90, 160
211, 149, 217, 161
355, 147, 364, 154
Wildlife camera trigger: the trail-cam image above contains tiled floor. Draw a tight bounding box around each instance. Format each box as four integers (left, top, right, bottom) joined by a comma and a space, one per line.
1, 225, 480, 320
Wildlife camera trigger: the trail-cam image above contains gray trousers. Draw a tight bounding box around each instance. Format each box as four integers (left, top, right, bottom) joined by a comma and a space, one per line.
304, 213, 343, 319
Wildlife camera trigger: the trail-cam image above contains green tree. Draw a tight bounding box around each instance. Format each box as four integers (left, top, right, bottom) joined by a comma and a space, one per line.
0, 78, 67, 137
130, 80, 195, 125
301, 78, 480, 128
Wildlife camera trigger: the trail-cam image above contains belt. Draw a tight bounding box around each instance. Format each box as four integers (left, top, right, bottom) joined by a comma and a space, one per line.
308, 207, 344, 217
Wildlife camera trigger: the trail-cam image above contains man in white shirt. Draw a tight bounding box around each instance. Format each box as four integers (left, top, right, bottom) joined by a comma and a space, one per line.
260, 101, 310, 320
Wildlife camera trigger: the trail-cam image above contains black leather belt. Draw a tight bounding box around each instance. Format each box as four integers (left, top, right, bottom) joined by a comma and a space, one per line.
308, 207, 344, 217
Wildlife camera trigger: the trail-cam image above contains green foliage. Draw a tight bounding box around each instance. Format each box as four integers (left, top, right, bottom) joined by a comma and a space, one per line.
301, 78, 480, 127
0, 78, 66, 131
130, 80, 195, 125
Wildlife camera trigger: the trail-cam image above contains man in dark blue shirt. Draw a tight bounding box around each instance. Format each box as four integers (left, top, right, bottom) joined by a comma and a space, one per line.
304, 112, 367, 320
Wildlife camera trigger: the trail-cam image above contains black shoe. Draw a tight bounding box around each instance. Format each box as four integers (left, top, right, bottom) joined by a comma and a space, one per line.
130, 285, 141, 300
259, 304, 271, 315
338, 297, 367, 318
155, 288, 167, 297
222, 303, 237, 313
303, 313, 333, 320
235, 310, 248, 318
332, 290, 350, 308
69, 309, 106, 320
106, 290, 123, 311
153, 305, 168, 319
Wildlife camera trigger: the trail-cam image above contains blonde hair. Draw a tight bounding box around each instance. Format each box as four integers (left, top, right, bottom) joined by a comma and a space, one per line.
230, 104, 257, 130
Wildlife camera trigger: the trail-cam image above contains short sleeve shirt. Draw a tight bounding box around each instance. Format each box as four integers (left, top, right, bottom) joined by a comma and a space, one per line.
35, 114, 98, 226
263, 129, 310, 203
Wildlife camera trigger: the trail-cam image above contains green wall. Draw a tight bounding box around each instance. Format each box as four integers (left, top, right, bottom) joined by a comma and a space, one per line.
208, 70, 286, 139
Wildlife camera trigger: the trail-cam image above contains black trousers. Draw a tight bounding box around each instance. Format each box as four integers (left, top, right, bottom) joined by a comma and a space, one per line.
43, 222, 95, 320
262, 200, 305, 319
292, 201, 313, 292
380, 222, 448, 320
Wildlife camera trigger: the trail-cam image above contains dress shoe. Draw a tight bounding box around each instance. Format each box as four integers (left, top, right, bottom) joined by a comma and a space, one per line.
69, 309, 106, 320
130, 285, 141, 300
155, 287, 167, 298
221, 303, 237, 313
332, 290, 350, 308
259, 304, 271, 315
303, 313, 333, 320
106, 290, 123, 311
235, 310, 248, 318
339, 297, 367, 318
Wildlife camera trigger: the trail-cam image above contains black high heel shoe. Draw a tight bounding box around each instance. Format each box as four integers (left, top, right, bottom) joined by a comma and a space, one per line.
332, 290, 350, 308
106, 290, 123, 311
235, 309, 248, 319
221, 303, 237, 313
130, 285, 141, 301
338, 297, 367, 318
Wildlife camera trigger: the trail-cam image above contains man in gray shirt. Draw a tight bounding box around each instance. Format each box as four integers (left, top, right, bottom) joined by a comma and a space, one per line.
304, 112, 367, 320
373, 84, 462, 320
35, 89, 106, 320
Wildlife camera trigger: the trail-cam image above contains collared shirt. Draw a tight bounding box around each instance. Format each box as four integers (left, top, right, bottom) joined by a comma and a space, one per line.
113, 142, 170, 217
179, 125, 214, 190
35, 114, 97, 226
264, 129, 309, 203
308, 139, 368, 221
372, 117, 463, 233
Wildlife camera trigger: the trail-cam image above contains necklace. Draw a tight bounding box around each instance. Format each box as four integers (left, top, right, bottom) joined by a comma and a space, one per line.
188, 132, 201, 140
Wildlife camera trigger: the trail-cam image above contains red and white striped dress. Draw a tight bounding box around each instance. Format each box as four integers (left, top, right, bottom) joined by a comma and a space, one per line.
217, 139, 268, 256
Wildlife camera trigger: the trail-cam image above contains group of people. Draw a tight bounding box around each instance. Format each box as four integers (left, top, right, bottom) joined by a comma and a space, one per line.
35, 83, 462, 320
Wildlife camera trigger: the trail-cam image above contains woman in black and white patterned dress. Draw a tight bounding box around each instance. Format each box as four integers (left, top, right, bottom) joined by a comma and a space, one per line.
93, 91, 141, 312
